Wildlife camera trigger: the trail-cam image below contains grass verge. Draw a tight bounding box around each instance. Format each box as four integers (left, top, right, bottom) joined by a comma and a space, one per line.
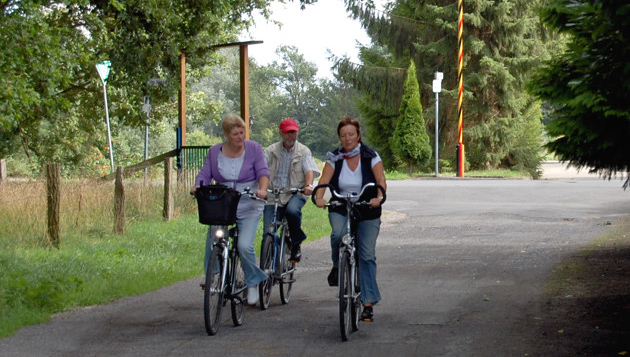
0, 192, 329, 338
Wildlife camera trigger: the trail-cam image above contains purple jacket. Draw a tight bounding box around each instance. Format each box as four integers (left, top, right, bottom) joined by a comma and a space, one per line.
195, 140, 270, 188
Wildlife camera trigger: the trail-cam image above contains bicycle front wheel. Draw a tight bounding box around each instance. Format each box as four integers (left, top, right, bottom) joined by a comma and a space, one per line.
279, 228, 294, 304
259, 233, 274, 310
339, 250, 352, 341
230, 253, 246, 326
204, 247, 224, 336
351, 259, 361, 332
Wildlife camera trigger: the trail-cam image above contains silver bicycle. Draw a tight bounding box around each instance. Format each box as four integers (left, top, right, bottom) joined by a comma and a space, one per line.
312, 182, 386, 341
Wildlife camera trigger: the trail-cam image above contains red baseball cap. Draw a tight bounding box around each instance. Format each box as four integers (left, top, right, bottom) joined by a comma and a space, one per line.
279, 118, 299, 133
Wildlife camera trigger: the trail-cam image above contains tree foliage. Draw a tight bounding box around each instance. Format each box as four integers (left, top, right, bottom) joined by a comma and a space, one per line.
528, 0, 630, 188
340, 0, 551, 176
186, 44, 362, 160
392, 61, 432, 174
0, 0, 317, 176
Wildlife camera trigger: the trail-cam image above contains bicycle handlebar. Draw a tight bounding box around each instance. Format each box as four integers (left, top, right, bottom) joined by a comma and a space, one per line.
242, 187, 267, 202
311, 182, 386, 206
266, 187, 305, 196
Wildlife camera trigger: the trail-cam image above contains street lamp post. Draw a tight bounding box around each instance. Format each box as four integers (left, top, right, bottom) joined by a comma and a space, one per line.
142, 95, 151, 179
96, 61, 114, 173
432, 71, 444, 177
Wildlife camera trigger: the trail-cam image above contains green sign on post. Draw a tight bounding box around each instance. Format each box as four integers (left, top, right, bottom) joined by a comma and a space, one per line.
96, 61, 111, 84
96, 60, 114, 172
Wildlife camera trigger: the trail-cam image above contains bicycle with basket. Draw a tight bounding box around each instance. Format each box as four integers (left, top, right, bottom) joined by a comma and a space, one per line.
194, 183, 257, 336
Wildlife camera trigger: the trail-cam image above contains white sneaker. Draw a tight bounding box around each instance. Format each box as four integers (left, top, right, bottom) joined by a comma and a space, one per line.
247, 286, 259, 305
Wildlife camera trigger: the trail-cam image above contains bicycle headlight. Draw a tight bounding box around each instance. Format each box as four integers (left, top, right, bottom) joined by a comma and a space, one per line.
342, 234, 352, 245
214, 228, 226, 239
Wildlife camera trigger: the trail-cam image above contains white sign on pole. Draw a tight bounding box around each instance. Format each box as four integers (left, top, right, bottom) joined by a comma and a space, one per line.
96, 61, 111, 85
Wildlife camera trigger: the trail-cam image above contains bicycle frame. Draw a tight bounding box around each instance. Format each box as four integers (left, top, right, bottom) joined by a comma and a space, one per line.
259, 187, 302, 309
266, 190, 288, 277
212, 225, 245, 301
266, 187, 303, 277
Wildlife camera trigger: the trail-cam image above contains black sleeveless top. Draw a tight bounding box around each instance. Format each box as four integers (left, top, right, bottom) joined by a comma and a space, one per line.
328, 144, 382, 221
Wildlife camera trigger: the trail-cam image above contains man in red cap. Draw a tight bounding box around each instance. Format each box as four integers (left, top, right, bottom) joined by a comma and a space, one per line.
263, 118, 320, 262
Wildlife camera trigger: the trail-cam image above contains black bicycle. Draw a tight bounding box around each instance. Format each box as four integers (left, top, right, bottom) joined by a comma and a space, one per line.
195, 186, 259, 336
258, 187, 303, 309
312, 182, 386, 341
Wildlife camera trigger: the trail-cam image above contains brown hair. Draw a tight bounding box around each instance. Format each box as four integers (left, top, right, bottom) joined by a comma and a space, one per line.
337, 116, 362, 141
222, 114, 246, 135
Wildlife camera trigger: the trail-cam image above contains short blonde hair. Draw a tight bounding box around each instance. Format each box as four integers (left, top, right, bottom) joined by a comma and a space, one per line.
222, 114, 246, 135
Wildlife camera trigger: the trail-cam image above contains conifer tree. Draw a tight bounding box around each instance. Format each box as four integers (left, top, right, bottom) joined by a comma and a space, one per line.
528, 0, 630, 188
392, 61, 432, 175
340, 0, 550, 176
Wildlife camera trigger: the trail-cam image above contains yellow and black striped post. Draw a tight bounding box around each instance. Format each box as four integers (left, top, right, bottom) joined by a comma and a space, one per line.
456, 0, 465, 177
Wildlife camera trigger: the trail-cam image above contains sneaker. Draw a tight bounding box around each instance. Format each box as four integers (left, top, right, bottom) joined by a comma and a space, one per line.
289, 244, 302, 263
361, 305, 374, 322
327, 267, 338, 286
247, 286, 259, 305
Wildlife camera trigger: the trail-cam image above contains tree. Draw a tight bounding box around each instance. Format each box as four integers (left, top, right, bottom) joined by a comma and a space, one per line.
528, 0, 630, 188
0, 0, 315, 177
340, 0, 551, 176
392, 61, 432, 175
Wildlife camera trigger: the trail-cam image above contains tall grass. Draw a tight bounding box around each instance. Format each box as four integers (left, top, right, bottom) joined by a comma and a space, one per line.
0, 179, 329, 338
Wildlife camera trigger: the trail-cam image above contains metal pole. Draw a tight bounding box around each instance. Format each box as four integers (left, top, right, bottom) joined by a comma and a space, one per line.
456, 0, 465, 177
144, 122, 149, 178
102, 83, 115, 173
435, 92, 439, 176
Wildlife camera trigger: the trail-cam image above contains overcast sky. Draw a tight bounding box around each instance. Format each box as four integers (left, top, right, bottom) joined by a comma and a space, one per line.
239, 1, 377, 79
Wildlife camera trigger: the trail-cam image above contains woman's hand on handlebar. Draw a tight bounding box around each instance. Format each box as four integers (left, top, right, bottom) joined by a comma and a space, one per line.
314, 197, 327, 208
369, 196, 384, 208
256, 189, 267, 199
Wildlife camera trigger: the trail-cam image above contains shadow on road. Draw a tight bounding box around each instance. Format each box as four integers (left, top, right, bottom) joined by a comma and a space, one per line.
533, 217, 630, 356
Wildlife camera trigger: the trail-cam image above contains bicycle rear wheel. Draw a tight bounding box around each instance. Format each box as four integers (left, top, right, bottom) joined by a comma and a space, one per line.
230, 253, 246, 326
279, 227, 294, 304
204, 247, 224, 336
259, 233, 274, 310
339, 250, 352, 341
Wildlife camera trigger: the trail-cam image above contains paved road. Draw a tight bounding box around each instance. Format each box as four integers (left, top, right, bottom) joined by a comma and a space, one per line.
1, 163, 628, 356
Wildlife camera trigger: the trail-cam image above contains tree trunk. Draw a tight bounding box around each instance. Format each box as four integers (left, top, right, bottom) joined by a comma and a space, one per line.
114, 166, 125, 234
46, 163, 60, 248
163, 157, 173, 221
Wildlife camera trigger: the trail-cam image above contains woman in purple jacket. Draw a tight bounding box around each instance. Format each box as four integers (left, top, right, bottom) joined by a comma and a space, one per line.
193, 114, 270, 305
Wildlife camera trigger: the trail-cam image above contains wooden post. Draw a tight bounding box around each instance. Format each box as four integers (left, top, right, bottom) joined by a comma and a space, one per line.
114, 166, 125, 234
46, 163, 60, 248
163, 157, 174, 221
0, 159, 6, 180
211, 41, 262, 139
239, 44, 251, 139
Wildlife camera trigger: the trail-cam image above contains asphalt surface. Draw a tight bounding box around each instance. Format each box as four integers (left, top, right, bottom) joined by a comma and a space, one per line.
1, 162, 628, 356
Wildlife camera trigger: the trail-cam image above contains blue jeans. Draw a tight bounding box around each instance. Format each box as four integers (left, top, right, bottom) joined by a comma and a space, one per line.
262, 195, 307, 246
205, 215, 268, 288
329, 212, 382, 305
